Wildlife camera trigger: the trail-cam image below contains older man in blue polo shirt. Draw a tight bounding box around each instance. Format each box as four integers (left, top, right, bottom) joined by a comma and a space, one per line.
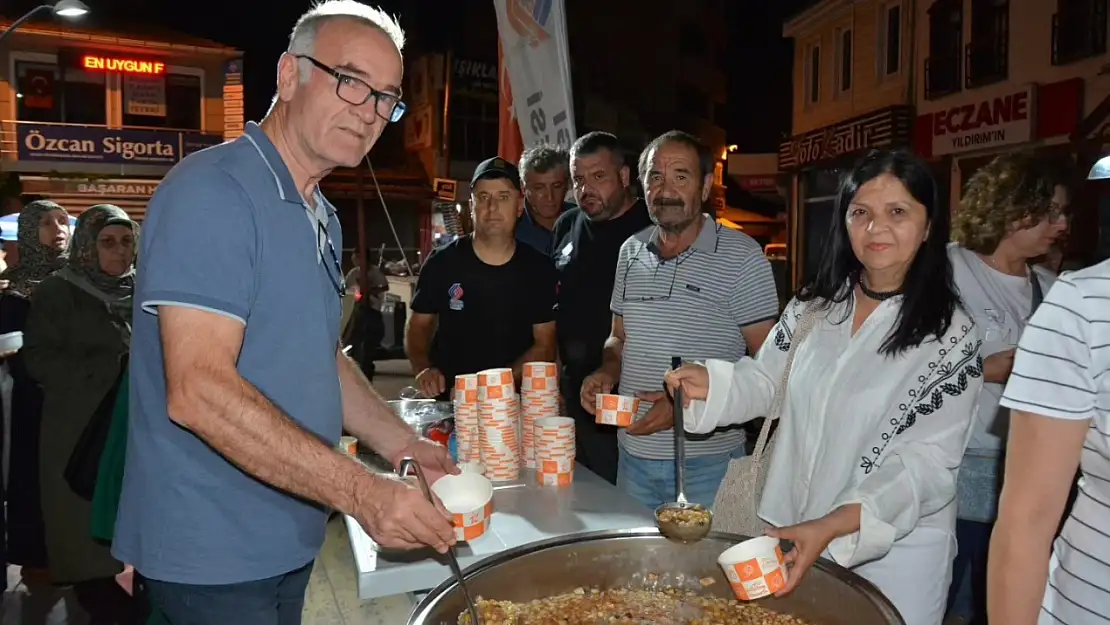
113, 3, 457, 623
515, 143, 573, 255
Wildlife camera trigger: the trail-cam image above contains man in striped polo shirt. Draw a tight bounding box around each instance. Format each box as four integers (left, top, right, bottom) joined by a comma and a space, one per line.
580, 130, 779, 510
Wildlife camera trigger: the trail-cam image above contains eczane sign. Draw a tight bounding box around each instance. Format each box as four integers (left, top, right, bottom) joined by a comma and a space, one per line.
931, 86, 1034, 156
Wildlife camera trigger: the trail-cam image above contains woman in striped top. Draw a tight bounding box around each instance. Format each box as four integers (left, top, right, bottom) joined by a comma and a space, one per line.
989, 261, 1110, 624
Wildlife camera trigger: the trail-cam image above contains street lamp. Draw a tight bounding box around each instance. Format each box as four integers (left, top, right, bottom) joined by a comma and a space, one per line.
0, 1, 90, 47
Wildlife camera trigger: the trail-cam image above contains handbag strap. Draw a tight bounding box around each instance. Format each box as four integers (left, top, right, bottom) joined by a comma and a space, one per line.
1029, 265, 1044, 313
750, 303, 820, 464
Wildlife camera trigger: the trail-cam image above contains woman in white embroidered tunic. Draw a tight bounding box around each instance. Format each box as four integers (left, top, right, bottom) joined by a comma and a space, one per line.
666, 150, 983, 625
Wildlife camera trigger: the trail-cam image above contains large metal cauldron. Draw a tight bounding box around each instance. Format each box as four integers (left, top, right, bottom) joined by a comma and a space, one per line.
408, 528, 904, 625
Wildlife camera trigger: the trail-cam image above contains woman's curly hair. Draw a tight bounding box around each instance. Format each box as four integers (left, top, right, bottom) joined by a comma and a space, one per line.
953, 152, 1072, 254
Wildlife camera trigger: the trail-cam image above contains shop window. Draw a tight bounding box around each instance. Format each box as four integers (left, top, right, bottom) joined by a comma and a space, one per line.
879, 2, 902, 76
1053, 0, 1108, 65
966, 0, 1009, 88
837, 28, 853, 93
122, 73, 203, 130
449, 96, 497, 163
15, 60, 106, 125
925, 0, 963, 99
805, 43, 821, 105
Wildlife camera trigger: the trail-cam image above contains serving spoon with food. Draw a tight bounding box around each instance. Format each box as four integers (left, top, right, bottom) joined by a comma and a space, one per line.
655, 356, 714, 542
398, 458, 481, 625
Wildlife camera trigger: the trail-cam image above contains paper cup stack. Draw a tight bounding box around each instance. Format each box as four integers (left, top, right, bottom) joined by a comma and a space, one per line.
520, 362, 559, 469
534, 416, 575, 486
453, 374, 479, 463
477, 368, 521, 481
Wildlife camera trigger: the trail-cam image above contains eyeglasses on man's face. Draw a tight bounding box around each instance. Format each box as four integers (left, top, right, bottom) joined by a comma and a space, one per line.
295, 54, 407, 123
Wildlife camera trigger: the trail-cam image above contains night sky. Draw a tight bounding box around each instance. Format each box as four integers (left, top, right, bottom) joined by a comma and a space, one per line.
5, 0, 817, 152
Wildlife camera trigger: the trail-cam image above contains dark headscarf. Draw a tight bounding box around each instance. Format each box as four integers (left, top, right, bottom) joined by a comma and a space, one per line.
56, 204, 136, 325
0, 200, 70, 299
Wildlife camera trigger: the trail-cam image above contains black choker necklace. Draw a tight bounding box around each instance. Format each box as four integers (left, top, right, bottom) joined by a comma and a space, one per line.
858, 274, 903, 301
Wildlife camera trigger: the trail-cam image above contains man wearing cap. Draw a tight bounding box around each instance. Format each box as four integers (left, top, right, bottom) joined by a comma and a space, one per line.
406, 157, 558, 400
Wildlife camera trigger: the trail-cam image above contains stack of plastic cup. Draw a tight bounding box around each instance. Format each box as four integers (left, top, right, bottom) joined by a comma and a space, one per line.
534, 416, 575, 486
453, 374, 479, 463
520, 362, 559, 469
477, 368, 520, 481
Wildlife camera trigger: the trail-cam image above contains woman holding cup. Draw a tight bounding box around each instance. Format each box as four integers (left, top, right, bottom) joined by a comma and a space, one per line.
665, 150, 981, 625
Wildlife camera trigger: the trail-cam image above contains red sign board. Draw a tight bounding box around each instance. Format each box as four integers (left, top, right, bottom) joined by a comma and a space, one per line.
81, 55, 165, 75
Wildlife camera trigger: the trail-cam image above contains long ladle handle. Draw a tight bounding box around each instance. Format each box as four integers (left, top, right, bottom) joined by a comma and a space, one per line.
398, 458, 481, 625
671, 356, 687, 504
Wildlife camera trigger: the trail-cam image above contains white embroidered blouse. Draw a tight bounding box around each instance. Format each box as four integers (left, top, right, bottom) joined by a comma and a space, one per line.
686, 295, 983, 623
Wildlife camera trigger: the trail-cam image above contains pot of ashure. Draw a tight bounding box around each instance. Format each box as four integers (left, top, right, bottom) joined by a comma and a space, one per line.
407, 528, 904, 625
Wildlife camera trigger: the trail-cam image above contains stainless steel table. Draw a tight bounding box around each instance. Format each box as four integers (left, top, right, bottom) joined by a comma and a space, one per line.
345, 464, 655, 599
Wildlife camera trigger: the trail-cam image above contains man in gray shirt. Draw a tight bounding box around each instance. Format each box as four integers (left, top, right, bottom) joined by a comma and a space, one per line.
113, 3, 456, 623
581, 131, 779, 510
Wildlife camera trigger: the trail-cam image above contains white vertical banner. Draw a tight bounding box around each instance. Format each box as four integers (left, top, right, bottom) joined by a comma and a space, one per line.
493, 0, 577, 150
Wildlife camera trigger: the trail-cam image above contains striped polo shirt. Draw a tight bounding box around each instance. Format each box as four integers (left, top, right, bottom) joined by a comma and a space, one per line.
611, 214, 780, 460
1000, 261, 1110, 624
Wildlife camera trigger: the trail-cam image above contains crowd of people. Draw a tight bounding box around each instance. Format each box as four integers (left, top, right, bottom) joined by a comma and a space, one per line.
0, 1, 1106, 625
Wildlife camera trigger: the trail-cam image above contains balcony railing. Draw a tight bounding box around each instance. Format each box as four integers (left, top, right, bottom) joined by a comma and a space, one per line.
1, 119, 223, 167
1053, 1, 1109, 65
965, 34, 1009, 89
925, 52, 962, 100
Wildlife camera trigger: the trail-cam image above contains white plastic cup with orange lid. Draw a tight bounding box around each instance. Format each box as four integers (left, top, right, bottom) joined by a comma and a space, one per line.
431, 472, 495, 542
717, 536, 788, 601
595, 394, 639, 427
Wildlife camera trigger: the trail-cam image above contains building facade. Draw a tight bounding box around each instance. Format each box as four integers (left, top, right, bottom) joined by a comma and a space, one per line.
780, 0, 917, 290
0, 18, 242, 219
913, 0, 1109, 263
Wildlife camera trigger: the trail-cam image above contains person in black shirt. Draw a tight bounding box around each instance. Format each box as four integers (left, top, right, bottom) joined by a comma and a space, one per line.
407, 157, 558, 400
552, 132, 652, 484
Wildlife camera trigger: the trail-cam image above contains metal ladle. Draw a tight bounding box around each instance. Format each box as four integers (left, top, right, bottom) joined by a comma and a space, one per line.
398, 458, 481, 625
654, 356, 713, 542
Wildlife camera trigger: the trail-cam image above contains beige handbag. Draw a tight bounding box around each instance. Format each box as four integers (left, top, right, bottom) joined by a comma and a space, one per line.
712, 305, 819, 537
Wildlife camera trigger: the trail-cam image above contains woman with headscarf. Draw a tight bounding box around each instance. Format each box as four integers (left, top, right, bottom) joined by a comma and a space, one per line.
24, 204, 136, 624
0, 200, 72, 585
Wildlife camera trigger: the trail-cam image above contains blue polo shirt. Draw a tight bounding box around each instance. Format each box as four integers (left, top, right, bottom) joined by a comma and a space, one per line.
113, 122, 344, 584
515, 201, 574, 256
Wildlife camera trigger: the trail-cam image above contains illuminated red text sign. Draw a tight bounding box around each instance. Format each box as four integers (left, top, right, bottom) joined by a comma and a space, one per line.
81, 55, 166, 75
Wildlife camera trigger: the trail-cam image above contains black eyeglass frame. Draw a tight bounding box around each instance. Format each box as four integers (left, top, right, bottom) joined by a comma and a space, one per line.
317, 219, 347, 299
295, 54, 407, 123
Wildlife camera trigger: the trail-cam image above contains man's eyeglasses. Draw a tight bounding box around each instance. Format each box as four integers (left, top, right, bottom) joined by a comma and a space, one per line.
295, 54, 407, 123
318, 219, 347, 299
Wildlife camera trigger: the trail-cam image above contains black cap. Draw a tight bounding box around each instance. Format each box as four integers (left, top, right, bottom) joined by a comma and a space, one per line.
470, 157, 521, 190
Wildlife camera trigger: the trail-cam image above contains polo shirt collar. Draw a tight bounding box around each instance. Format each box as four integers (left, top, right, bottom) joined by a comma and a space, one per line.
636, 213, 718, 254
242, 121, 331, 212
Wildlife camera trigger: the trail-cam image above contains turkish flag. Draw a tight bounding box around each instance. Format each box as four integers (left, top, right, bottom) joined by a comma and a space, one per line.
497, 39, 525, 165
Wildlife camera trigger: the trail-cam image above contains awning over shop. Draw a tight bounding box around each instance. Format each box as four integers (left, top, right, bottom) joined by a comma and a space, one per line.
17, 175, 160, 220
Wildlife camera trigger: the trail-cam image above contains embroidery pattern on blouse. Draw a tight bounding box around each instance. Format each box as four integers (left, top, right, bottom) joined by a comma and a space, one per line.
773, 301, 807, 352
858, 323, 983, 475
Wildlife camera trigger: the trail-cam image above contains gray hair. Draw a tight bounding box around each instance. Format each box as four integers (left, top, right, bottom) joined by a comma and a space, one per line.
519, 144, 569, 178
288, 0, 406, 84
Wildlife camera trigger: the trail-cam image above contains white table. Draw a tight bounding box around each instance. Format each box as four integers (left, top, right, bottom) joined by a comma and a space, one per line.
345, 464, 655, 600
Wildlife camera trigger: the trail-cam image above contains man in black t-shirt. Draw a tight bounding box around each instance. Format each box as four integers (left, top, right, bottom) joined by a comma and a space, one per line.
552, 132, 652, 484
406, 157, 558, 400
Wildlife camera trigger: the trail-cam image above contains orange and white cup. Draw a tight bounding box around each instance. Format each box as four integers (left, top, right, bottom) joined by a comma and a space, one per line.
431, 472, 495, 542
534, 416, 575, 487
478, 368, 515, 401
717, 536, 787, 601
521, 361, 558, 392
338, 436, 358, 456
595, 394, 639, 427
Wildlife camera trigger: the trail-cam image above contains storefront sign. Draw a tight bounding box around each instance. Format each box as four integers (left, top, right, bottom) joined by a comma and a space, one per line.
931, 86, 1034, 156
124, 74, 167, 117
453, 58, 497, 94
223, 59, 245, 141
19, 176, 160, 198
778, 106, 913, 170
81, 54, 165, 75
16, 124, 222, 165
736, 175, 779, 192
433, 178, 458, 201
